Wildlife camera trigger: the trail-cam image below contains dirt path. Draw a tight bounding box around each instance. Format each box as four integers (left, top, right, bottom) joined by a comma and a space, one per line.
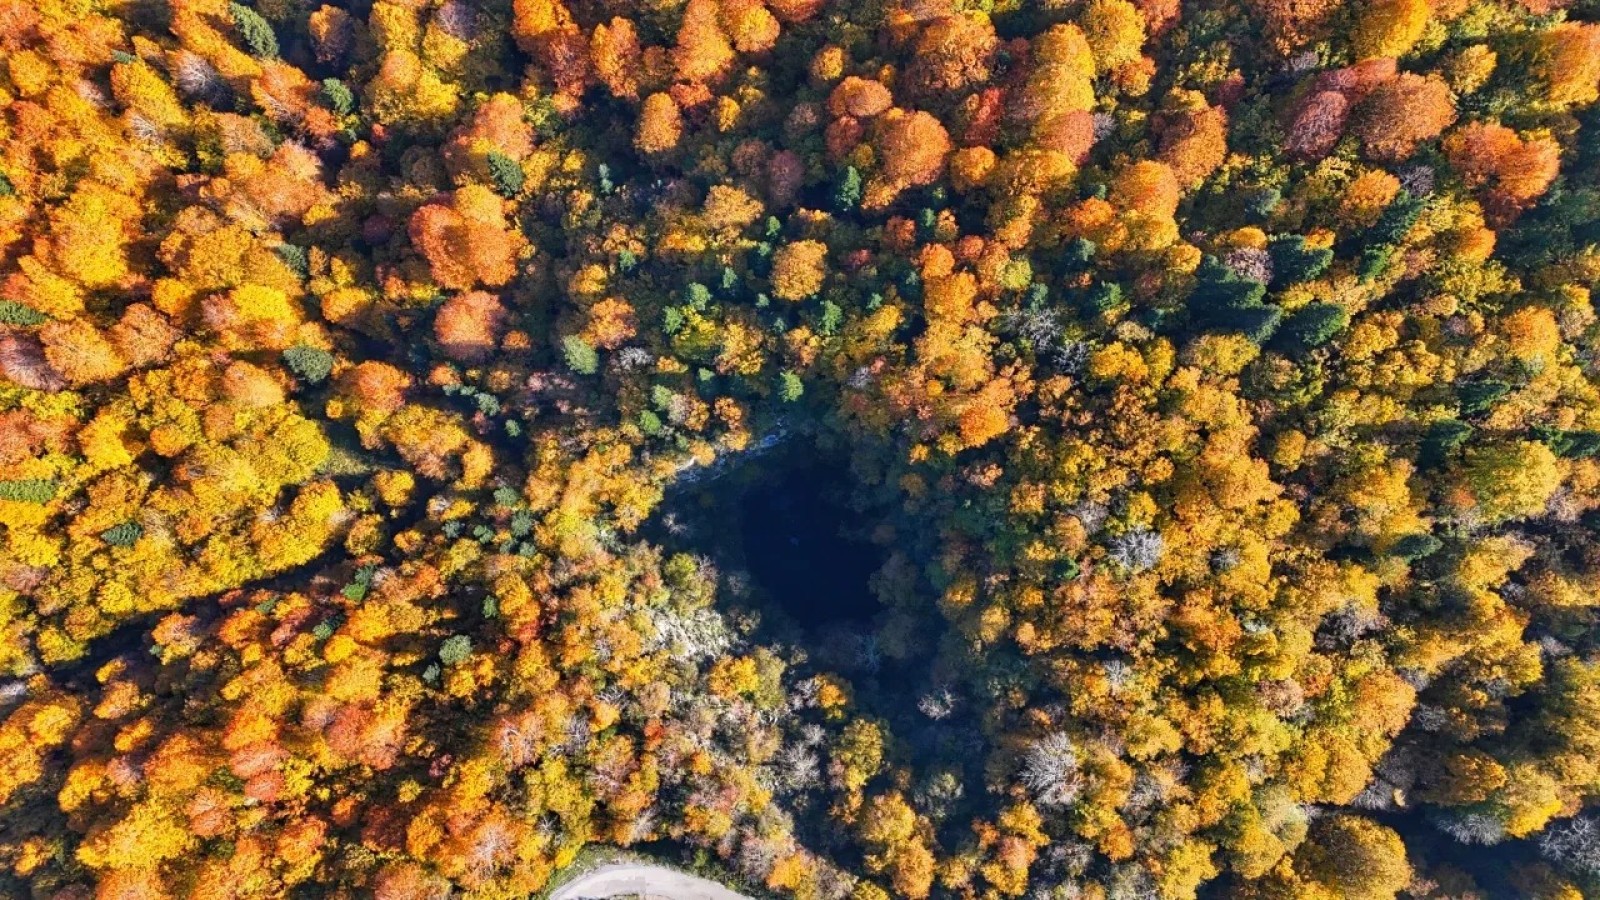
548, 863, 751, 900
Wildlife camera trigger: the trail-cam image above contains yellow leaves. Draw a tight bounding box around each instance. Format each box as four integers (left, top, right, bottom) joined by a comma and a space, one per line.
1495, 763, 1564, 837
111, 60, 187, 131
1081, 0, 1147, 76
1088, 342, 1150, 383
77, 800, 193, 871
1182, 334, 1260, 378
950, 147, 997, 194
858, 791, 936, 898
766, 853, 811, 891
702, 184, 764, 231
771, 240, 829, 301
708, 655, 761, 698
511, 0, 573, 49
8, 50, 56, 97
48, 181, 139, 290
1457, 440, 1562, 524
367, 50, 460, 126
1352, 0, 1432, 59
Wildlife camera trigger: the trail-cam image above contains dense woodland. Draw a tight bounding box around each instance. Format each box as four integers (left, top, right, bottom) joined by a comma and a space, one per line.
2, 0, 1600, 895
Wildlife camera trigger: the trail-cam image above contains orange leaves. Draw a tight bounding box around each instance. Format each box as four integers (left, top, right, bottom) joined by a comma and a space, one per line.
907, 14, 998, 97
957, 399, 1010, 450
433, 291, 508, 362
1351, 72, 1456, 161
869, 109, 951, 207
673, 0, 736, 84
1530, 23, 1600, 108
1444, 121, 1560, 224
829, 77, 893, 119
1248, 0, 1344, 54
39, 319, 127, 386
1338, 169, 1402, 228
409, 185, 525, 291
635, 92, 684, 155
1155, 101, 1228, 189
215, 142, 332, 228
220, 360, 286, 408
591, 17, 643, 99
1110, 158, 1181, 247
582, 297, 638, 350
308, 5, 355, 65
1500, 305, 1562, 365
340, 361, 411, 418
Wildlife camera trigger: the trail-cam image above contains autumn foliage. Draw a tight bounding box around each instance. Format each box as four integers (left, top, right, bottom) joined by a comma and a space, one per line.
1, 0, 1600, 898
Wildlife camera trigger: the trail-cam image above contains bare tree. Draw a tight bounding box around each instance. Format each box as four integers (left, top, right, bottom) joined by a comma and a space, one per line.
1021, 732, 1085, 808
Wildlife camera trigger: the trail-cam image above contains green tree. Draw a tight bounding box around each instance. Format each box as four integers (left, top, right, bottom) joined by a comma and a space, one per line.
487, 152, 525, 197
230, 2, 279, 59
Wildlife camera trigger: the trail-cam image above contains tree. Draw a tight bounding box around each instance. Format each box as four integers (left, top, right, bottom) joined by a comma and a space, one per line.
833, 166, 863, 212
562, 335, 598, 374
636, 93, 683, 155
409, 185, 525, 290
1530, 24, 1600, 107
1352, 73, 1457, 161
1274, 302, 1349, 351
907, 15, 998, 97
1081, 0, 1148, 76
487, 152, 525, 197
673, 0, 735, 83
1290, 815, 1411, 900
283, 345, 334, 384
321, 78, 355, 115
591, 18, 642, 99
1020, 732, 1084, 807
771, 240, 828, 301
1158, 102, 1228, 188
231, 3, 279, 59
434, 292, 507, 362
1444, 122, 1560, 223
870, 110, 951, 205
1457, 440, 1561, 523
1352, 0, 1431, 60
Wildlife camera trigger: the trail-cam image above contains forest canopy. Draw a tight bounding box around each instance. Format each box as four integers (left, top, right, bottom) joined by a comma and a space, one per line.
2, 0, 1600, 897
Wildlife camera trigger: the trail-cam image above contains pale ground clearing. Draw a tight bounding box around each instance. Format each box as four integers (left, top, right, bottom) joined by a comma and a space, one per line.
548, 863, 752, 900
